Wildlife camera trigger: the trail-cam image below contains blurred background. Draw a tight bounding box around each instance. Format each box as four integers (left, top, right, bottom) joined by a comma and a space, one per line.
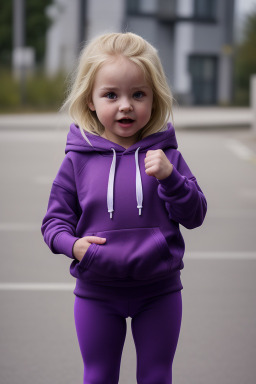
0, 1, 256, 384
0, 0, 256, 111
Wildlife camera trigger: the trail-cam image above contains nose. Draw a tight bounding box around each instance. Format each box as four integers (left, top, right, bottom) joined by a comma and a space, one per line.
119, 98, 133, 112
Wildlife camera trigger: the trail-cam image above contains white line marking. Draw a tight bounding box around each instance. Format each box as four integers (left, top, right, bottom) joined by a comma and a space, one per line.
1, 209, 256, 233
0, 283, 75, 291
0, 223, 39, 231
0, 252, 256, 291
188, 251, 256, 260
207, 210, 256, 219
226, 139, 256, 161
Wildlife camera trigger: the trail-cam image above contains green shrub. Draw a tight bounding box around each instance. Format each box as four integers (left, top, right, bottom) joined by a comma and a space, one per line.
0, 70, 20, 111
0, 68, 67, 113
26, 72, 67, 110
234, 10, 256, 106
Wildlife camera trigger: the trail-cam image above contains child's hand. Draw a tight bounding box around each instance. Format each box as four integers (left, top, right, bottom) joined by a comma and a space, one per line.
73, 236, 106, 261
145, 150, 173, 180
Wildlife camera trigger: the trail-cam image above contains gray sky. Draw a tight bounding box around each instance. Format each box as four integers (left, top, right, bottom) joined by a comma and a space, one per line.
234, 0, 256, 40
236, 0, 256, 16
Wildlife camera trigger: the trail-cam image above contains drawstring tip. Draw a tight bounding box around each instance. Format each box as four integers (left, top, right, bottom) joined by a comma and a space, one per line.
138, 208, 142, 216
109, 211, 113, 219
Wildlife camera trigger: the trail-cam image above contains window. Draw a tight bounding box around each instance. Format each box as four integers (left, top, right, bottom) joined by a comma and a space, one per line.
194, 0, 216, 19
127, 0, 157, 15
189, 55, 218, 105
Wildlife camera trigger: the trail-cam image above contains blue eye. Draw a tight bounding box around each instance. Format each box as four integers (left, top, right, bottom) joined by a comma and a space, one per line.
133, 91, 145, 99
105, 92, 117, 100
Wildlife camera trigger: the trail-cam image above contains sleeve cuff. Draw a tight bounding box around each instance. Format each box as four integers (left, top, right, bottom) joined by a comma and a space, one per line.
158, 166, 185, 195
53, 232, 79, 258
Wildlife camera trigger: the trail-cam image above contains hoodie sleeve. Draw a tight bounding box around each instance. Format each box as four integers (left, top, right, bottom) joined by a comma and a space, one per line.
41, 155, 80, 258
157, 151, 207, 229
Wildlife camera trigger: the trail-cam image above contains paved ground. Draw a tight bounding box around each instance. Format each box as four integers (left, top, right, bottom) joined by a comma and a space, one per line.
0, 106, 253, 131
0, 114, 256, 383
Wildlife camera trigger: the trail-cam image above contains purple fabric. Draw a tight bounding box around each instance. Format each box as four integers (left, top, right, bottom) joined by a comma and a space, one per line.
74, 290, 182, 384
41, 123, 207, 295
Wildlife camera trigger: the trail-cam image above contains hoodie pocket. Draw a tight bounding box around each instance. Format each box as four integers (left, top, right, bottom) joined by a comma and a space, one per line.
71, 227, 173, 282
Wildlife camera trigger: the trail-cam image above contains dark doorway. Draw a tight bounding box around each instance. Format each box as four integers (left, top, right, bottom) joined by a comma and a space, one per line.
189, 55, 218, 105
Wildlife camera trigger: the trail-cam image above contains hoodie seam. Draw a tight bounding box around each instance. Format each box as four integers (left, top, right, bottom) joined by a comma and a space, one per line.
76, 159, 89, 177
53, 181, 77, 196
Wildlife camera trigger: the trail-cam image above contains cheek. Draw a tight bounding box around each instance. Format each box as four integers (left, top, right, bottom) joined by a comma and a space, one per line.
95, 104, 114, 123
139, 103, 153, 122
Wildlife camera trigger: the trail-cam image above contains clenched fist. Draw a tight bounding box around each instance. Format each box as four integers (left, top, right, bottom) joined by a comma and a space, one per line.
144, 150, 173, 180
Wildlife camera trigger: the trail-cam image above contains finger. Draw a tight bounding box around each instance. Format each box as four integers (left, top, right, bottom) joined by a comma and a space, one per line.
145, 150, 157, 158
145, 159, 158, 170
144, 154, 160, 164
145, 154, 162, 166
145, 165, 158, 176
145, 151, 163, 162
145, 151, 159, 160
85, 236, 107, 244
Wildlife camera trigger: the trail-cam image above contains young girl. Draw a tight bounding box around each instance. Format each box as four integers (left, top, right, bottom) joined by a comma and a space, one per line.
42, 32, 207, 384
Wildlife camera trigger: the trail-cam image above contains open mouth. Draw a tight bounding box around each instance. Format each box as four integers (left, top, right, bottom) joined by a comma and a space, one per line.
118, 118, 134, 124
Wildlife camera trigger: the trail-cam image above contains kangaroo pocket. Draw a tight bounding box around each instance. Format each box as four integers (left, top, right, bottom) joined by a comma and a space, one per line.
70, 227, 173, 282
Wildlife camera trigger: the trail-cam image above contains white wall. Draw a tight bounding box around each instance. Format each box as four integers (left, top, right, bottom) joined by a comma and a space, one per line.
173, 0, 193, 94
176, 0, 193, 17
173, 23, 193, 94
87, 0, 125, 40
45, 0, 125, 75
45, 0, 79, 75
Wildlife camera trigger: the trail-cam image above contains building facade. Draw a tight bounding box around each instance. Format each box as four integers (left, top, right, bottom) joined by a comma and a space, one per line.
45, 0, 235, 105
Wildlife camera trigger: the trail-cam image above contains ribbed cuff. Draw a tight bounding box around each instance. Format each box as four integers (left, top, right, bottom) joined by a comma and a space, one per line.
158, 166, 185, 195
53, 232, 79, 259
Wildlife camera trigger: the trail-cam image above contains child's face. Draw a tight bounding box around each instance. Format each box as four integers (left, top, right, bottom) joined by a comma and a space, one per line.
89, 56, 153, 148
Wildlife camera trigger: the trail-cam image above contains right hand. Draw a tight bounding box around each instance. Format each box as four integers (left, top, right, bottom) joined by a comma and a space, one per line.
72, 236, 106, 262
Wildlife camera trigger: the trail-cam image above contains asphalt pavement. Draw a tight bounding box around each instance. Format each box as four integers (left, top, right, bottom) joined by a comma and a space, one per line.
0, 106, 253, 131
0, 111, 256, 384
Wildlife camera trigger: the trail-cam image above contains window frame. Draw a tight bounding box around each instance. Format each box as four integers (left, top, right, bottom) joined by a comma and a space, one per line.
193, 0, 217, 20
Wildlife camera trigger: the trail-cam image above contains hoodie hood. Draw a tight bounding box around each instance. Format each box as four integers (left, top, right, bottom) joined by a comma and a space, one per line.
65, 122, 178, 155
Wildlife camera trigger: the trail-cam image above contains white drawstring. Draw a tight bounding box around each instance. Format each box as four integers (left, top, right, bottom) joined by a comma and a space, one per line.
107, 148, 116, 219
135, 147, 143, 216
79, 126, 144, 219
106, 147, 143, 219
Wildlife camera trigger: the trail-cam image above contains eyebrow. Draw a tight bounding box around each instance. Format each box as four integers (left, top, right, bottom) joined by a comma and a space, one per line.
131, 85, 150, 90
99, 85, 150, 91
99, 87, 118, 91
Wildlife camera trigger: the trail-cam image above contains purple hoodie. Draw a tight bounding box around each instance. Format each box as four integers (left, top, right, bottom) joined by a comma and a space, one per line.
42, 123, 207, 296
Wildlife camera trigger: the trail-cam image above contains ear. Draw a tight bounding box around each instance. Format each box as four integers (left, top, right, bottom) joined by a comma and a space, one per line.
88, 101, 96, 111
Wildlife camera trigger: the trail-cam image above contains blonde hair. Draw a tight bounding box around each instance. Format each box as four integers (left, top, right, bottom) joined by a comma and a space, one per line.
63, 32, 173, 138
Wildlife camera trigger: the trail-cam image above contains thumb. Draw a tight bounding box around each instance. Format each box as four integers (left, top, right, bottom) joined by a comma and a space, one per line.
86, 236, 107, 245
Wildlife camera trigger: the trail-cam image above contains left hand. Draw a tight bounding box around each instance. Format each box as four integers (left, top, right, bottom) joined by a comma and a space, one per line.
144, 150, 173, 180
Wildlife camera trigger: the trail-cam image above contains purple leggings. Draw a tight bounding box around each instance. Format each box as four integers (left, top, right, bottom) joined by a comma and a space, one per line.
74, 290, 182, 384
